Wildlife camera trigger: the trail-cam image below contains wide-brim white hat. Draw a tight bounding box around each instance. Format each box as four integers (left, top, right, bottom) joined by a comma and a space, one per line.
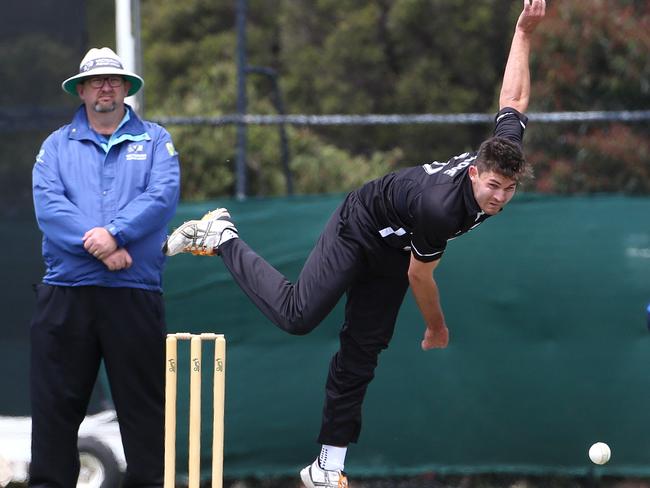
62, 47, 144, 97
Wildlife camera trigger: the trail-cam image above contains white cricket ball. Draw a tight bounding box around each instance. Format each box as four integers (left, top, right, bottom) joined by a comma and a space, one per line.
589, 442, 611, 465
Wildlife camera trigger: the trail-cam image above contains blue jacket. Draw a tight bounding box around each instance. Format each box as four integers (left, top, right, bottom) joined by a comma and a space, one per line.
32, 105, 180, 291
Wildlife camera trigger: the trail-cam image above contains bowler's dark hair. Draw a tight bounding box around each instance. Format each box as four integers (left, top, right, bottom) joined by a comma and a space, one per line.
475, 137, 533, 182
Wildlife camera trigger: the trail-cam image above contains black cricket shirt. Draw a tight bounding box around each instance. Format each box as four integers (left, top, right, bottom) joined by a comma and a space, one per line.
353, 107, 528, 262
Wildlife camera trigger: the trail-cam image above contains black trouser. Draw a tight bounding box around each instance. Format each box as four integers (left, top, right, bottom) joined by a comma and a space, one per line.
29, 285, 166, 488
220, 194, 410, 445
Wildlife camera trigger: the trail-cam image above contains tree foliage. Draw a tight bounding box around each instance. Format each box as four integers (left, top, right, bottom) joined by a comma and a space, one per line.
140, 0, 650, 199
528, 0, 650, 194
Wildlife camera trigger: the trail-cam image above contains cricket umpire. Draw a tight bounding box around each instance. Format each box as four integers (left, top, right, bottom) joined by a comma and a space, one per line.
30, 47, 180, 487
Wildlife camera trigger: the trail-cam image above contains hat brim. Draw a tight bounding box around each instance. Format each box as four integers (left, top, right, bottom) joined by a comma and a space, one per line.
62, 68, 144, 97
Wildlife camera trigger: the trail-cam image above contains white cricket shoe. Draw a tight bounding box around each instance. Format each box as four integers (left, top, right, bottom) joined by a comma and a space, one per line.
199, 207, 231, 221
163, 208, 238, 256
300, 459, 348, 488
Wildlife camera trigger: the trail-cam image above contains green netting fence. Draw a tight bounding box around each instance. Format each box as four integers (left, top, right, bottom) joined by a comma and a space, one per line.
2, 193, 650, 479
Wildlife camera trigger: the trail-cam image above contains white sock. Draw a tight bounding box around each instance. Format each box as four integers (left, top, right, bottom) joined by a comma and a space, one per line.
318, 444, 347, 471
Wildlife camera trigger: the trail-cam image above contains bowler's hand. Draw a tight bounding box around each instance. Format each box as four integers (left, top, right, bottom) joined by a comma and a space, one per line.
83, 227, 118, 260
517, 0, 546, 34
421, 325, 449, 351
102, 248, 133, 271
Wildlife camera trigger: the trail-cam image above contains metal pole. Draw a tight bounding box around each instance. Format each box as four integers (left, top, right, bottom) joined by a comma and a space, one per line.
247, 66, 293, 195
132, 0, 144, 114
270, 74, 293, 195
235, 0, 248, 199
115, 0, 139, 111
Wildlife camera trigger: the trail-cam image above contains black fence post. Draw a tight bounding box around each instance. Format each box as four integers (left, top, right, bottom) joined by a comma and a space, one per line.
247, 66, 293, 195
235, 0, 248, 199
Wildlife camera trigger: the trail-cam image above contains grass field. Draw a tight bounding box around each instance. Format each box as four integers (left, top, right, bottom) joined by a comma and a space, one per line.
219, 475, 650, 488
7, 472, 650, 487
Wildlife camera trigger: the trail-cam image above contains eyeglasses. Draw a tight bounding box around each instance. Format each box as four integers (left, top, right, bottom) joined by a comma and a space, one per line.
86, 76, 124, 88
